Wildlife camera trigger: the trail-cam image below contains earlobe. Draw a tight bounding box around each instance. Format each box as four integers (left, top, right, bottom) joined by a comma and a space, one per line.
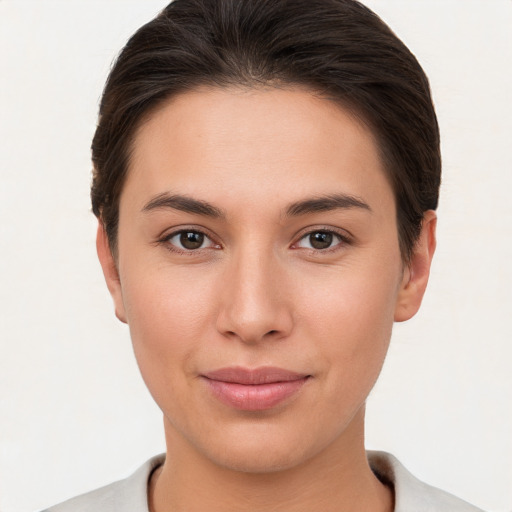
394, 210, 437, 322
96, 221, 127, 323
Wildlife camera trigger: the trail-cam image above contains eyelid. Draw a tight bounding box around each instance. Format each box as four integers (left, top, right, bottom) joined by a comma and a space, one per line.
158, 226, 222, 253
291, 226, 353, 251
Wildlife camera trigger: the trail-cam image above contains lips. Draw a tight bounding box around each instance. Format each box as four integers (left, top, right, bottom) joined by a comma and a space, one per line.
201, 366, 310, 411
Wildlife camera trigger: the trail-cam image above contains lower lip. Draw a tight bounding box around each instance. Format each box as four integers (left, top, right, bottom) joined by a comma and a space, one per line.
203, 377, 309, 411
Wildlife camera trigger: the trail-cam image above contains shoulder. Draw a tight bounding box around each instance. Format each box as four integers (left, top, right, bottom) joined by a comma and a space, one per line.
41, 454, 164, 512
41, 451, 484, 512
367, 451, 485, 512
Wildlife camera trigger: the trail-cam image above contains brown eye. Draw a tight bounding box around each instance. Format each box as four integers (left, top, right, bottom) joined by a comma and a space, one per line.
166, 230, 218, 252
295, 230, 345, 251
180, 231, 204, 250
309, 232, 333, 249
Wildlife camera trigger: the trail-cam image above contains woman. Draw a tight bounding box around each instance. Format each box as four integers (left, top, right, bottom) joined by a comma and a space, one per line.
45, 0, 483, 510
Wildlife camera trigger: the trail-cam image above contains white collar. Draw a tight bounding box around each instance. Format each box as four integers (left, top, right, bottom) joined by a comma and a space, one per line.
44, 451, 483, 512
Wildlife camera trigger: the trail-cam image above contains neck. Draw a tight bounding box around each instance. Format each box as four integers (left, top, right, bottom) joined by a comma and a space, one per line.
149, 408, 393, 512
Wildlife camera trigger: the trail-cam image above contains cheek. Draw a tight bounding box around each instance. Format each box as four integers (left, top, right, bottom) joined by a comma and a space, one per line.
119, 263, 217, 395
296, 276, 396, 431
295, 257, 400, 374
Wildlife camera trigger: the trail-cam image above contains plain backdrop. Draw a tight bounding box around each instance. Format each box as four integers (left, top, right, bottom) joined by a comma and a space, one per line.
1, 1, 511, 511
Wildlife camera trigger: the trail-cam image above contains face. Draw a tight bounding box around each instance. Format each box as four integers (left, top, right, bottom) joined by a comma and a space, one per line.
98, 86, 435, 473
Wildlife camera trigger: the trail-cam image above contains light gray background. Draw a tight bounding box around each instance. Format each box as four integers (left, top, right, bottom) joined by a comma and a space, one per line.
1, 1, 511, 511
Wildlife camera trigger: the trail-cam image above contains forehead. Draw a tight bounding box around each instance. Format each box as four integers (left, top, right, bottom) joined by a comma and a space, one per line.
124, 86, 393, 215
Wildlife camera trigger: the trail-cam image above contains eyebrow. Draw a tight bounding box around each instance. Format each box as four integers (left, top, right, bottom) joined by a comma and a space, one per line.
141, 192, 371, 219
285, 194, 371, 217
142, 193, 224, 218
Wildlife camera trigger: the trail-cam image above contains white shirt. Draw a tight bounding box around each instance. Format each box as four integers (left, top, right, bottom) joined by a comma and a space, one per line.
43, 451, 484, 512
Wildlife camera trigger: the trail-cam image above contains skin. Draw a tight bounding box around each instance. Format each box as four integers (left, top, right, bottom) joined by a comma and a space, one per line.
97, 86, 436, 512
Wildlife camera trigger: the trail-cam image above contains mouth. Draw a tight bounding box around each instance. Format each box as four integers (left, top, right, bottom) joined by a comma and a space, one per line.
201, 366, 311, 411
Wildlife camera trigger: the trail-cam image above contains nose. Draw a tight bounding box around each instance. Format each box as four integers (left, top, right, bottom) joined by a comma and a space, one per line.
215, 245, 293, 345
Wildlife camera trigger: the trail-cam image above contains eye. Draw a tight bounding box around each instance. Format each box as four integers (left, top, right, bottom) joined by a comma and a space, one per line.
165, 230, 218, 251
295, 230, 345, 250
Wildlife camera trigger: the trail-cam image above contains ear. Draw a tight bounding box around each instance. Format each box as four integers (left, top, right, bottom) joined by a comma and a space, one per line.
394, 210, 437, 322
96, 221, 127, 323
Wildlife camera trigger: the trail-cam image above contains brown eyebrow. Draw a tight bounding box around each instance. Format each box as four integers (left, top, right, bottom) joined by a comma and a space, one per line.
285, 194, 372, 217
142, 192, 370, 219
142, 193, 224, 218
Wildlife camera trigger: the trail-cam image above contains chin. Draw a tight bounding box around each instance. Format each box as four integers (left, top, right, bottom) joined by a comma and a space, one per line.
188, 420, 329, 475
204, 441, 310, 474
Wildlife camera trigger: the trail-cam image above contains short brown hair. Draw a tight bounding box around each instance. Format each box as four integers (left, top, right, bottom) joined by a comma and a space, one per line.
91, 0, 440, 261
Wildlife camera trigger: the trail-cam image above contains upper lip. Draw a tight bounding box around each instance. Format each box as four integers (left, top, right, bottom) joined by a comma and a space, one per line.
203, 366, 309, 385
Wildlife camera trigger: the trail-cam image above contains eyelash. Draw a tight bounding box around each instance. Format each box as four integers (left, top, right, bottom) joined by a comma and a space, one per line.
158, 227, 352, 255
158, 228, 221, 255
292, 228, 352, 253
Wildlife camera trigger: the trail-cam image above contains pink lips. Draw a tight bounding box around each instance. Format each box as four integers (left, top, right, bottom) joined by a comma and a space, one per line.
202, 367, 310, 411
